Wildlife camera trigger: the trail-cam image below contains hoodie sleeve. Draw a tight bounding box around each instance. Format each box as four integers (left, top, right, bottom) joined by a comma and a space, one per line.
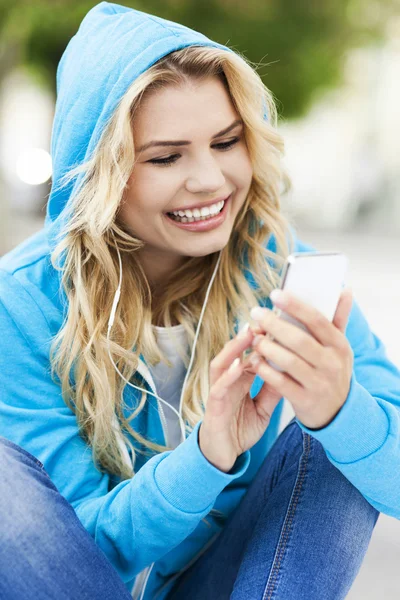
0, 269, 250, 584
292, 239, 400, 519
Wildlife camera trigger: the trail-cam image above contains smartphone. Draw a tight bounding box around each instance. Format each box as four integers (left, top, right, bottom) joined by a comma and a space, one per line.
266, 251, 349, 372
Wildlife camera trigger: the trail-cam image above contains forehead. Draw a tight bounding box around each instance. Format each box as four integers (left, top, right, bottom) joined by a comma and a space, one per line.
133, 77, 238, 138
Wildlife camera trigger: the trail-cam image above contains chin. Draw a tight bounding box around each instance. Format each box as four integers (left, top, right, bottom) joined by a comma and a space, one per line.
182, 237, 231, 259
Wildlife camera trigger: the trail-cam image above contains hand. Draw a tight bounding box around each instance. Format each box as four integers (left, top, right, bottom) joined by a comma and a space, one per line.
199, 324, 283, 473
249, 288, 354, 430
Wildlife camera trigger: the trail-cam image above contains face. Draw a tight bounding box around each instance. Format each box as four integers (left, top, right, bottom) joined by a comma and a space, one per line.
119, 76, 253, 289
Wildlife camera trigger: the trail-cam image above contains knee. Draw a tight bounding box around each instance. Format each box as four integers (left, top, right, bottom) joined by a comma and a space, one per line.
0, 437, 51, 507
0, 436, 44, 471
275, 417, 305, 469
259, 419, 306, 491
306, 433, 380, 531
277, 423, 380, 529
0, 438, 59, 547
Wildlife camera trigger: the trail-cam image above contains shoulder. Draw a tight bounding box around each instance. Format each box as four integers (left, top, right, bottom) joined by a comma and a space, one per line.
264, 224, 317, 257
0, 227, 50, 274
0, 228, 66, 342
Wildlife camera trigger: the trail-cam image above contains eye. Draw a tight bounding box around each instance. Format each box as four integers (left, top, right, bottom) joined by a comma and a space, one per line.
148, 154, 180, 167
213, 137, 241, 151
148, 136, 241, 167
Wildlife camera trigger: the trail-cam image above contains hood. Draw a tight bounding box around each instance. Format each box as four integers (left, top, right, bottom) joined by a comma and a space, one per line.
43, 0, 248, 455
45, 1, 237, 252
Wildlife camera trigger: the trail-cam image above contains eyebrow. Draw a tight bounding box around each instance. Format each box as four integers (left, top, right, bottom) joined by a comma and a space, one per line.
136, 119, 243, 153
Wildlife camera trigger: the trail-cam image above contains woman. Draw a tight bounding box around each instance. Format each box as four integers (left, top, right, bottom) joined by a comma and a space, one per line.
1, 3, 399, 599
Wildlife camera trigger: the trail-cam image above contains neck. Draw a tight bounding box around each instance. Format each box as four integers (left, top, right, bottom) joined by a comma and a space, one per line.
151, 313, 180, 328
150, 295, 179, 327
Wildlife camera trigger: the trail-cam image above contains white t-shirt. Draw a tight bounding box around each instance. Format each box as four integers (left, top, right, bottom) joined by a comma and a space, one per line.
148, 323, 295, 446
149, 323, 189, 449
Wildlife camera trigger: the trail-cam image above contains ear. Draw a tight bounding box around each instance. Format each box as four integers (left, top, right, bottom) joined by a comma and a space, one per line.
333, 288, 353, 334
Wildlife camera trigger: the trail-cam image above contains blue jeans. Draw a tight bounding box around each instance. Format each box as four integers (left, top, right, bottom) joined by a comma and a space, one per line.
167, 418, 380, 599
0, 436, 133, 600
0, 418, 379, 600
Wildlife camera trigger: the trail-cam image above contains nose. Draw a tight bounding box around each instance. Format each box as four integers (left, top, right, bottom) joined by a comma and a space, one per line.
185, 154, 226, 194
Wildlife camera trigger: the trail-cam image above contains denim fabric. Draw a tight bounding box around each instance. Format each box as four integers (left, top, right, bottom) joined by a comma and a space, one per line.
167, 418, 380, 600
0, 436, 132, 600
0, 418, 380, 600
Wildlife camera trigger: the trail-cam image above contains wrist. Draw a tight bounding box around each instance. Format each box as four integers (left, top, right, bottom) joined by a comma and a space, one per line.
198, 424, 235, 473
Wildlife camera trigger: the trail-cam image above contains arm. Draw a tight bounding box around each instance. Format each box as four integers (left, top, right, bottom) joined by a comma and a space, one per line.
0, 270, 250, 583
293, 239, 400, 519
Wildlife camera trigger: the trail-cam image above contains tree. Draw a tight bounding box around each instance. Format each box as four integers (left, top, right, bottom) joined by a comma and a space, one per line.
0, 0, 397, 119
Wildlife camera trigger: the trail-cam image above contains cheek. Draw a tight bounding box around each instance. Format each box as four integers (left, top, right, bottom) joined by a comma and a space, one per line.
129, 168, 180, 204
242, 150, 254, 182
232, 147, 253, 187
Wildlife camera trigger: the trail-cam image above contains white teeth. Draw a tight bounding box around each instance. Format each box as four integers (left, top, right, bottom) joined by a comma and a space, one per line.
170, 200, 224, 218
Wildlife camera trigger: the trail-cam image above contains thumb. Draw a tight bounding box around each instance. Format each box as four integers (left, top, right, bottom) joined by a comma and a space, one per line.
333, 287, 353, 334
252, 383, 282, 423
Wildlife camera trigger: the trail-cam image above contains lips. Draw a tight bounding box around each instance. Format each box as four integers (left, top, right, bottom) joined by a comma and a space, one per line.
164, 193, 231, 232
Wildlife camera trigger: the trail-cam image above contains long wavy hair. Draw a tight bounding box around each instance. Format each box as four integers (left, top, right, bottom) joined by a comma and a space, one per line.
49, 45, 295, 487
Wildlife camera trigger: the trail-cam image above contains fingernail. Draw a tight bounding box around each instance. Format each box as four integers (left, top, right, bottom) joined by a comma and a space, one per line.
250, 306, 265, 321
237, 322, 250, 338
270, 289, 286, 306
249, 353, 261, 366
251, 334, 264, 348
229, 357, 241, 372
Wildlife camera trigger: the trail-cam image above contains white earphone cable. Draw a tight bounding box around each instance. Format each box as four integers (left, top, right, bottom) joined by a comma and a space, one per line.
106, 232, 222, 600
107, 231, 222, 445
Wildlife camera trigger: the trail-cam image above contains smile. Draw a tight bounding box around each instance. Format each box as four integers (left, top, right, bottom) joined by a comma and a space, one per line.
164, 194, 232, 232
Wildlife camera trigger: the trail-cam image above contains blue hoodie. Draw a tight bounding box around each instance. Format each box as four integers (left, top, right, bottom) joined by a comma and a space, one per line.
1, 3, 400, 599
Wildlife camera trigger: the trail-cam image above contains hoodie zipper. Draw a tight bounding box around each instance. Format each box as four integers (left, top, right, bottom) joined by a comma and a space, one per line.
131, 355, 195, 598
131, 566, 150, 599
157, 399, 169, 446
129, 358, 167, 600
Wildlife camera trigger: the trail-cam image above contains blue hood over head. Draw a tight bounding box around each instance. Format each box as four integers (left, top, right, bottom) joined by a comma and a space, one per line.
45, 1, 237, 253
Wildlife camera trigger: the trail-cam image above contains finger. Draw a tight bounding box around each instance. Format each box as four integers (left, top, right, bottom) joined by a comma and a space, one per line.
250, 309, 321, 368
252, 290, 345, 349
209, 325, 258, 385
242, 349, 266, 374
208, 357, 251, 424
252, 355, 303, 400
210, 356, 244, 401
252, 384, 283, 424
332, 288, 353, 334
208, 351, 262, 424
252, 337, 314, 387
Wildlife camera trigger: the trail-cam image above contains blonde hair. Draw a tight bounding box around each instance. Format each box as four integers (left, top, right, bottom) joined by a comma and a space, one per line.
50, 45, 295, 488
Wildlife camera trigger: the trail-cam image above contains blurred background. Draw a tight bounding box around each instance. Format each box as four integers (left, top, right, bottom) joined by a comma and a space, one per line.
0, 1, 399, 597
